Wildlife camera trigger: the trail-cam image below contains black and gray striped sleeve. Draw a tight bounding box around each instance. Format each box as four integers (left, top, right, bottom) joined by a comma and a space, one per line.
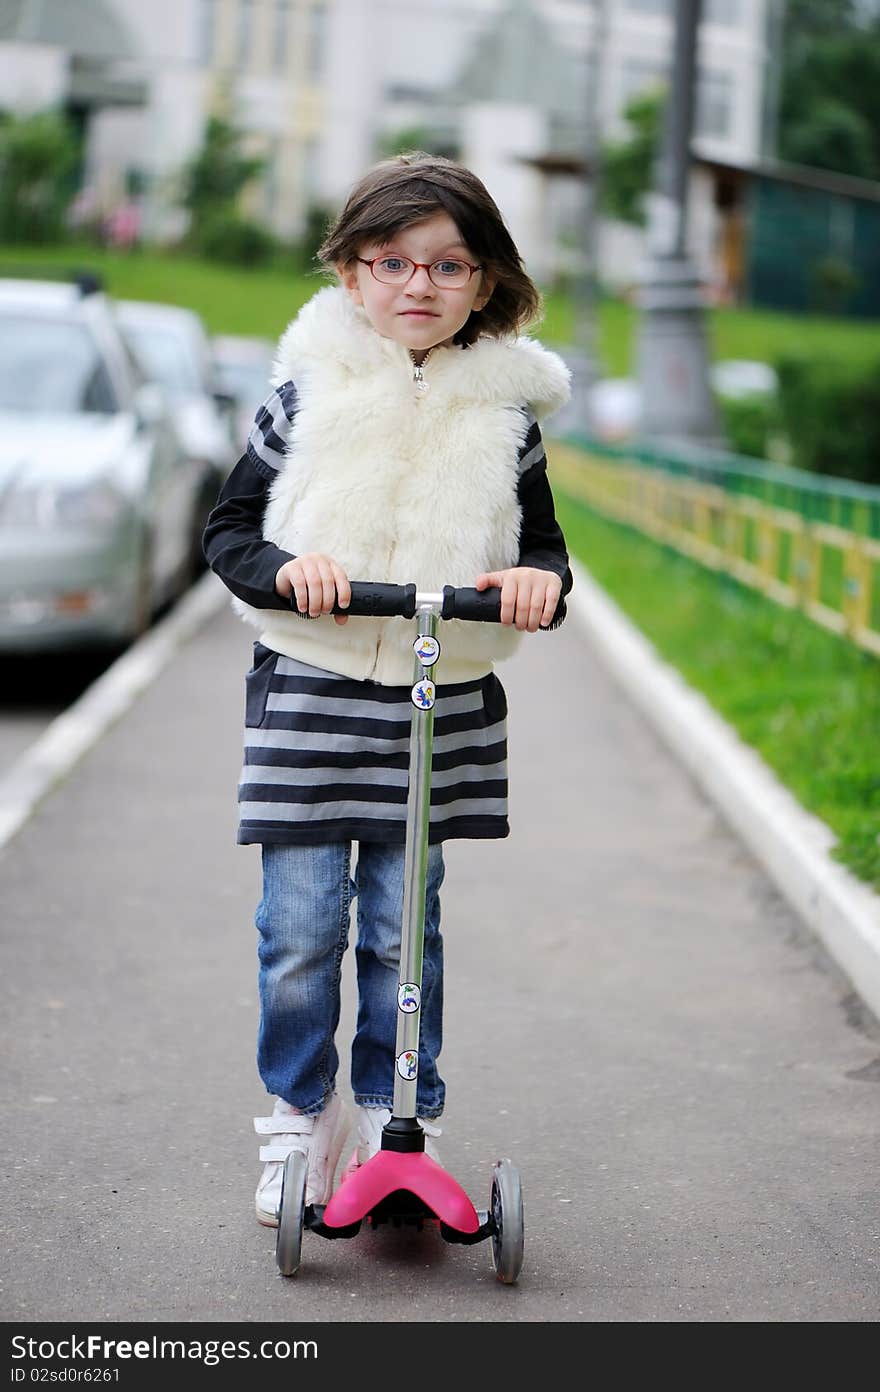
246, 379, 299, 480
515, 410, 573, 598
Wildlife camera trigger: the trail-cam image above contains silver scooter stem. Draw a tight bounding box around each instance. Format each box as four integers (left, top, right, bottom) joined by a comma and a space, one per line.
392, 601, 441, 1119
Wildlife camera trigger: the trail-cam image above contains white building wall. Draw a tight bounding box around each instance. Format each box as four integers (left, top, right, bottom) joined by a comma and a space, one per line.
460, 104, 550, 280
0, 43, 68, 112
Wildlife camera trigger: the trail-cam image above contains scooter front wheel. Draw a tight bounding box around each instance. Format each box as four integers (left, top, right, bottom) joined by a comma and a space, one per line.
276, 1149, 308, 1277
489, 1157, 524, 1285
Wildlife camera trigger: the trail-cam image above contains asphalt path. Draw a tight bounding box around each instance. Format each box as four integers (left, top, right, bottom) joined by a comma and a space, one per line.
1, 601, 879, 1326
0, 652, 114, 773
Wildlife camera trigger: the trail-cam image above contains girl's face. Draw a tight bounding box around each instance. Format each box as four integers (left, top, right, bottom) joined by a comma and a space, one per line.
338, 211, 495, 361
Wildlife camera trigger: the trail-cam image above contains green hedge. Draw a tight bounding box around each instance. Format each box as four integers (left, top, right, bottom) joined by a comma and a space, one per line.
777, 353, 880, 484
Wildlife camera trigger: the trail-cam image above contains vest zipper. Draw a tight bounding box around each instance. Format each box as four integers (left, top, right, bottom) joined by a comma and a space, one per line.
409, 348, 433, 395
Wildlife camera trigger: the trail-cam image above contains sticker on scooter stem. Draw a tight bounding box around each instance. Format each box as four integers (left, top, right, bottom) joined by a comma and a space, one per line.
411, 678, 435, 710
398, 983, 421, 1013
396, 1049, 418, 1080
413, 634, 440, 666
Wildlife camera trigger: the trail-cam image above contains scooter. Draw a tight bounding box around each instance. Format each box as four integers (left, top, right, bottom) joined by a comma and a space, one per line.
274, 582, 564, 1284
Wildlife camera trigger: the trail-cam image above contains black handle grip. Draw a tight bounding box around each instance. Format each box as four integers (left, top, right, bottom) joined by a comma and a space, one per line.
441, 585, 502, 622
442, 585, 567, 630
331, 582, 417, 618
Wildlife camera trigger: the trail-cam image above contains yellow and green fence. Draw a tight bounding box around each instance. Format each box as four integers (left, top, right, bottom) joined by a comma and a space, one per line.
550, 437, 880, 659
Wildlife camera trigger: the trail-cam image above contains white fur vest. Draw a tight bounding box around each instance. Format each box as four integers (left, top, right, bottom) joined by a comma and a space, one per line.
234, 285, 571, 685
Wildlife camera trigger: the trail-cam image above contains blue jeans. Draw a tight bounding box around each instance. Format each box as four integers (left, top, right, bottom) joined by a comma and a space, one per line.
256, 841, 445, 1119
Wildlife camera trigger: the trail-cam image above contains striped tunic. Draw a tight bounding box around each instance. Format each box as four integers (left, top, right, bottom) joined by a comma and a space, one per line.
239, 645, 509, 844
203, 378, 571, 847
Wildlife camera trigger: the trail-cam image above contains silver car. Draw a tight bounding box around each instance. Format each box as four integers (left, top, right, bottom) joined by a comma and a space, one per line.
0, 277, 215, 653
114, 299, 237, 491
211, 333, 275, 450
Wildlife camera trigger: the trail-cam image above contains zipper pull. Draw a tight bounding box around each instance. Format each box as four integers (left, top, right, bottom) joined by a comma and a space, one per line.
410, 351, 430, 395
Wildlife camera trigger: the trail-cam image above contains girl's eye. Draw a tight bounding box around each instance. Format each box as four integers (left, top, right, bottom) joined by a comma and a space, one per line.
434, 261, 465, 276
377, 257, 409, 274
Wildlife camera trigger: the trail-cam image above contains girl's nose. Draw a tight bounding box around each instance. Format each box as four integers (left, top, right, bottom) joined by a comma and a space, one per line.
406, 265, 436, 294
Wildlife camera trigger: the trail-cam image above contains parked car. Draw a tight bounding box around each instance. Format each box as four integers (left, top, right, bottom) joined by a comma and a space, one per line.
210, 333, 275, 449
114, 299, 238, 489
0, 276, 216, 653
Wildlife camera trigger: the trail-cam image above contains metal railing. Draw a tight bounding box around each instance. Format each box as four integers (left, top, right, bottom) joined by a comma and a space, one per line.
551, 436, 880, 659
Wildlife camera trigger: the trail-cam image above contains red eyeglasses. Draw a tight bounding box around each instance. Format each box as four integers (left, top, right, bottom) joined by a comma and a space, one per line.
357, 256, 483, 289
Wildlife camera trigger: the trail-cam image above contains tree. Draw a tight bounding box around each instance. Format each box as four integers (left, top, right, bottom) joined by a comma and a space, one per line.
179, 114, 276, 264
778, 0, 880, 178
0, 109, 79, 243
599, 88, 666, 226
180, 115, 265, 233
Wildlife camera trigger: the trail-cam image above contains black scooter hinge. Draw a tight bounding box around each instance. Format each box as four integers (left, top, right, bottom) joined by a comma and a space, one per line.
380, 1115, 426, 1152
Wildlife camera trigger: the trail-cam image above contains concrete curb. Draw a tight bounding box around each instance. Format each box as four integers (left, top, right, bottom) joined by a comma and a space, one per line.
0, 570, 228, 853
566, 557, 880, 1025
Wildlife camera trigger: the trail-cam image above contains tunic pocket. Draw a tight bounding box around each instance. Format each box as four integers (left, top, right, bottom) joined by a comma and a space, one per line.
482, 672, 508, 725
244, 643, 277, 728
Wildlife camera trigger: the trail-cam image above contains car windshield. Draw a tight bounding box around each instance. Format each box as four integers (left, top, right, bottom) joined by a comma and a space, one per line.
0, 315, 118, 414
120, 319, 204, 397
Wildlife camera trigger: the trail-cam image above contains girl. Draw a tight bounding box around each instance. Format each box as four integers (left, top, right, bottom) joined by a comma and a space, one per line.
203, 153, 573, 1227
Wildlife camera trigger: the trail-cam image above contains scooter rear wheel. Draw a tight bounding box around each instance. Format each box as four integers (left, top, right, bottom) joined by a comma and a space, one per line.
276, 1149, 308, 1276
489, 1157, 524, 1285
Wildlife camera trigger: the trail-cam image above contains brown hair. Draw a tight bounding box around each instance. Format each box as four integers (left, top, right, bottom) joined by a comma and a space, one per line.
318, 152, 542, 346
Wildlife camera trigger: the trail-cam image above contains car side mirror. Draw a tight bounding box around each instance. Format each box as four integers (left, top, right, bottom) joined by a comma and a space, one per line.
134, 382, 168, 429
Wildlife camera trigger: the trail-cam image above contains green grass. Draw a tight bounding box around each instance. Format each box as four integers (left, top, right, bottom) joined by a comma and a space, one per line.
552, 486, 880, 893
0, 242, 324, 339
3, 241, 879, 370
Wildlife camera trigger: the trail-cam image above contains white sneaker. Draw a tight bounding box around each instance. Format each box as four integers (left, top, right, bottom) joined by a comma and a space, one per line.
253, 1094, 350, 1226
352, 1105, 442, 1165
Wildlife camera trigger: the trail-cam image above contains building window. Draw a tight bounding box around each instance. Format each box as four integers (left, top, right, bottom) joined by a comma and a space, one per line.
196, 0, 217, 65
696, 68, 734, 139
307, 3, 327, 82
273, 0, 291, 74
238, 0, 254, 68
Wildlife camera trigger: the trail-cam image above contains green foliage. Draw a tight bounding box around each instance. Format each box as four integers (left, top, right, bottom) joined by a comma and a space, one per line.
808, 254, 862, 315
194, 210, 277, 266
375, 128, 459, 161
290, 202, 336, 274
779, 5, 880, 179
776, 352, 880, 482
783, 97, 876, 179
715, 393, 779, 461
552, 490, 880, 892
180, 115, 266, 240
0, 109, 79, 243
599, 88, 665, 226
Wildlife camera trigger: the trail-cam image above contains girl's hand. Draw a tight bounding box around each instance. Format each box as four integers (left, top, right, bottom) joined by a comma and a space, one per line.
474, 567, 562, 632
275, 554, 352, 625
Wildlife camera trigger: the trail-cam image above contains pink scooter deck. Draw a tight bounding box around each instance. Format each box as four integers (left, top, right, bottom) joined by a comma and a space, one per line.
322, 1149, 480, 1233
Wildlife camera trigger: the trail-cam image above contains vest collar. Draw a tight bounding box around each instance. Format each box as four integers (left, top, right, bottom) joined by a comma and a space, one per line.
271, 285, 571, 423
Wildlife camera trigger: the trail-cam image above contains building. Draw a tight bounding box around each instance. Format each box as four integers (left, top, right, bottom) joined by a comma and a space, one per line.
0, 0, 329, 242
317, 0, 771, 286
0, 0, 771, 277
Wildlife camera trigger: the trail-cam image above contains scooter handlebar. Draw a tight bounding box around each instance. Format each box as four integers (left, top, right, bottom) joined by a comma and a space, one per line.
293, 581, 565, 628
